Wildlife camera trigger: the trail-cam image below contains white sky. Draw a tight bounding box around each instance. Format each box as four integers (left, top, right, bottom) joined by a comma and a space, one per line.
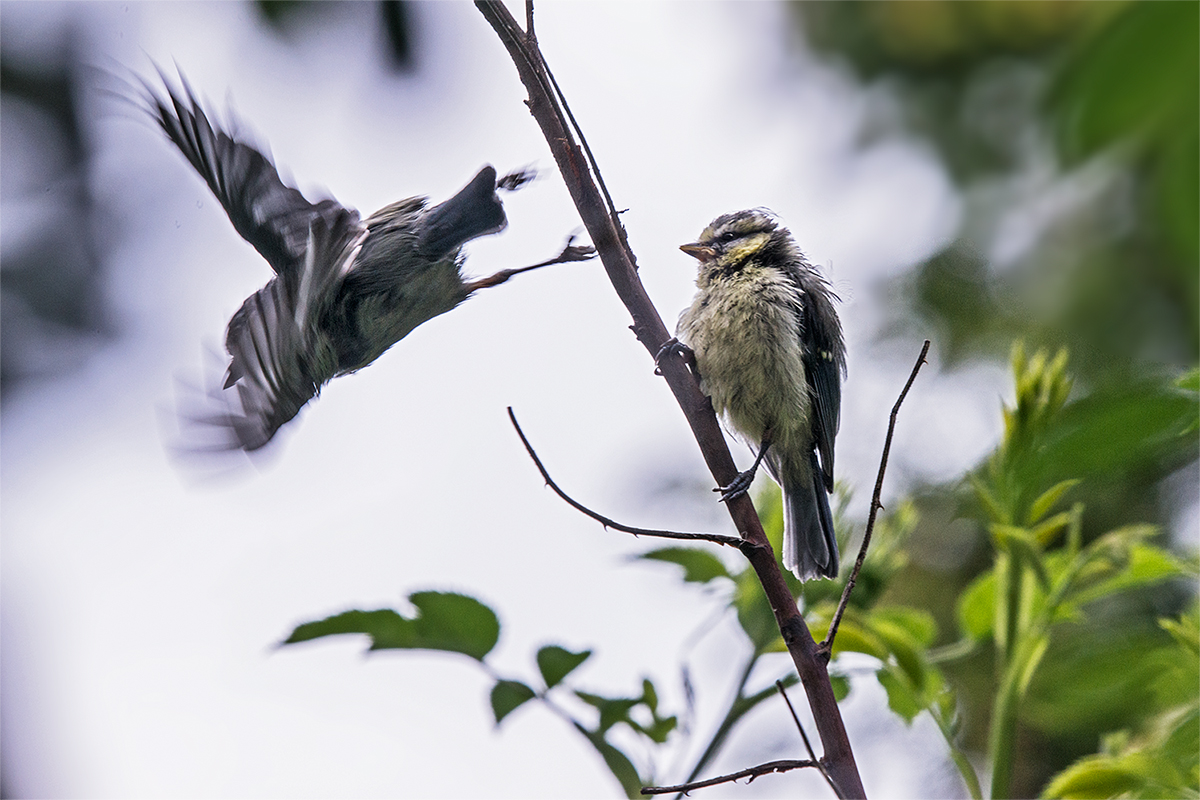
2, 2, 1000, 797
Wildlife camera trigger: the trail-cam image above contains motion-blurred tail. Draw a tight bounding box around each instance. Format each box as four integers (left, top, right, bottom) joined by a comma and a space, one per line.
415, 166, 507, 259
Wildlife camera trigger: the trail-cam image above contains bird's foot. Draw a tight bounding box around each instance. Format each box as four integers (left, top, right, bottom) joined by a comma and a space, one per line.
715, 468, 757, 503
654, 338, 695, 376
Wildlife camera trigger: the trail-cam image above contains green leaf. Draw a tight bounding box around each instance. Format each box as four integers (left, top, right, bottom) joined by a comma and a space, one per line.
734, 570, 784, 652
872, 606, 938, 648
991, 524, 1051, 591
869, 608, 939, 695
640, 678, 658, 713
575, 691, 639, 735
957, 571, 997, 640
1050, 1, 1199, 162
636, 547, 732, 584
877, 666, 922, 723
283, 609, 412, 646
825, 615, 889, 661
1065, 540, 1186, 609
490, 680, 536, 726
575, 723, 644, 799
281, 591, 500, 661
1040, 384, 1200, 481
1029, 511, 1073, 548
536, 645, 592, 689
1160, 607, 1199, 656
1027, 479, 1080, 525
639, 714, 678, 745
970, 475, 1009, 525
1176, 368, 1200, 394
1043, 754, 1163, 800
829, 673, 851, 702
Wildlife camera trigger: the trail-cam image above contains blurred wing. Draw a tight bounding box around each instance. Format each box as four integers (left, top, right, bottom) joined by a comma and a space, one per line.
800, 282, 846, 492
197, 211, 366, 452
140, 67, 346, 275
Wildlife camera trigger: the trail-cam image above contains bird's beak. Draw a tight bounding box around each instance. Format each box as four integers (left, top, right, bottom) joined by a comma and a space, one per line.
680, 243, 716, 262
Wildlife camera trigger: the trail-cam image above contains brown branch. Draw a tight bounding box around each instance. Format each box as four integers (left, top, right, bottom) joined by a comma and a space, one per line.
641, 759, 821, 795
507, 407, 743, 547
778, 680, 840, 797
476, 3, 865, 796
821, 340, 931, 654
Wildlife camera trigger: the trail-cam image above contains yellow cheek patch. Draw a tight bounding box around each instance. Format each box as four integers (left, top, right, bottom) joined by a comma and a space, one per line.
724, 233, 771, 264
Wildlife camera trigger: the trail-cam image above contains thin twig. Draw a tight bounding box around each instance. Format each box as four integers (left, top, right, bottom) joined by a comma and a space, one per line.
508, 408, 743, 547
822, 340, 931, 654
642, 759, 820, 796
478, 3, 866, 794
778, 680, 841, 798
541, 62, 634, 265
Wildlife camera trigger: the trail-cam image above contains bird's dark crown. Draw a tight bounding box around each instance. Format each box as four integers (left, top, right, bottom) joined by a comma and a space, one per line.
698, 208, 780, 245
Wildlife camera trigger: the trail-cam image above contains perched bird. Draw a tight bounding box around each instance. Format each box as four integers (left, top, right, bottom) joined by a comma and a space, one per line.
674, 209, 846, 580
137, 72, 589, 452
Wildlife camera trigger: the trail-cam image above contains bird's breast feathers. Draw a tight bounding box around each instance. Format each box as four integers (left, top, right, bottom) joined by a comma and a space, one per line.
678, 265, 812, 445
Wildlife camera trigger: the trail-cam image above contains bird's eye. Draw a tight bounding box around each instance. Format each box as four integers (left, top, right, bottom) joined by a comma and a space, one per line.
718, 231, 737, 243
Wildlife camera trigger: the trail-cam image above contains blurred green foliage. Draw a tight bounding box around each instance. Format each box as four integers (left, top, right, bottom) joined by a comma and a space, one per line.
791, 4, 1199, 794
799, 0, 1197, 379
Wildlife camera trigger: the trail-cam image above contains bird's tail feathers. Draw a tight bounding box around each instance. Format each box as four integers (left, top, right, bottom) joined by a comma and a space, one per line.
416, 166, 507, 259
780, 451, 839, 581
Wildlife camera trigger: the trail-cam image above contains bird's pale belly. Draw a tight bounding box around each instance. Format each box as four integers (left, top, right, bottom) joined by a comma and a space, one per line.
681, 286, 811, 451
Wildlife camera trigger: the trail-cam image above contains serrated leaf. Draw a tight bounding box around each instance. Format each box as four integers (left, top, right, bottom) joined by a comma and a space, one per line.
536, 645, 591, 689
636, 547, 732, 584
491, 680, 536, 726
283, 609, 410, 646
281, 591, 500, 661
1028, 479, 1081, 525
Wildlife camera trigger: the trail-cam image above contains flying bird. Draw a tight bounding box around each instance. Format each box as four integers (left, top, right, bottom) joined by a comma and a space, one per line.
139, 71, 589, 453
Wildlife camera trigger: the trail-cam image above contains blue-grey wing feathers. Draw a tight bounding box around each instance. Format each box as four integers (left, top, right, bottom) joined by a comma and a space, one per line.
216, 211, 367, 450
139, 68, 346, 276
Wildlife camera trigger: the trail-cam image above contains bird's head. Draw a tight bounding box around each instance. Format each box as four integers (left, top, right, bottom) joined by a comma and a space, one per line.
680, 208, 787, 273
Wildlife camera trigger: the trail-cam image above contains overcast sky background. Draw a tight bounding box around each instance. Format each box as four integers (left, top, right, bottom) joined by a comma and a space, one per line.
1, 2, 1008, 797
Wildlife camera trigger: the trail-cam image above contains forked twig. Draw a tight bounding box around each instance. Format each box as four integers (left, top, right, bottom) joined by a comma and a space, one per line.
640, 759, 821, 796
822, 340, 931, 654
778, 680, 841, 797
508, 408, 743, 547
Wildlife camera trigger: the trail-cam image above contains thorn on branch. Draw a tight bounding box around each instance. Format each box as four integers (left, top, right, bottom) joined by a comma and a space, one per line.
640, 759, 820, 795
507, 407, 743, 547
